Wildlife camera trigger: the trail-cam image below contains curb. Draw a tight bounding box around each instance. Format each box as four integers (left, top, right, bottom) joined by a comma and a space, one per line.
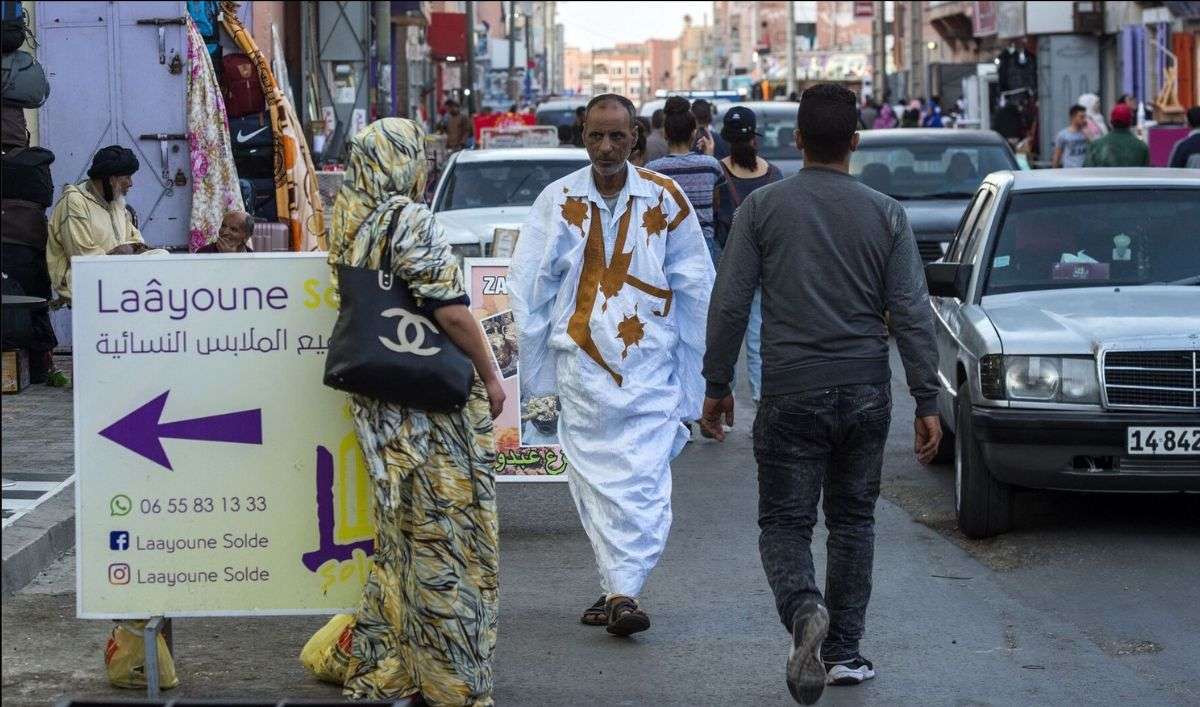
2, 483, 75, 597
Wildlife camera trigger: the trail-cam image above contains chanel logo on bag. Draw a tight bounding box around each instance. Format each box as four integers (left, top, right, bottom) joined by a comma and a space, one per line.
379, 308, 442, 357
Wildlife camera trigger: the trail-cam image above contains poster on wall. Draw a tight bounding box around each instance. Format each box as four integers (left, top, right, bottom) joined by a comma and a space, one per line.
463, 258, 568, 482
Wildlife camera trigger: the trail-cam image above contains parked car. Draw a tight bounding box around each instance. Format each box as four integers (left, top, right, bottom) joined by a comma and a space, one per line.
925, 168, 1200, 539
536, 99, 589, 145
712, 101, 803, 175
854, 129, 1019, 262
430, 147, 590, 259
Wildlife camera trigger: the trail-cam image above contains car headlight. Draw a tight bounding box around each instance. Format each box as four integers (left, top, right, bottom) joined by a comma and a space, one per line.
980, 355, 1099, 403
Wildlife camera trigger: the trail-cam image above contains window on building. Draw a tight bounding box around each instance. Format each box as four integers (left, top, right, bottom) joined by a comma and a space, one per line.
613, 66, 623, 76
630, 65, 640, 76
594, 63, 607, 75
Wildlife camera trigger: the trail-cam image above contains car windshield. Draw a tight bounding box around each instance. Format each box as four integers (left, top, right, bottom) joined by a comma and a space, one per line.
535, 108, 580, 127
436, 160, 588, 211
850, 144, 1014, 199
747, 110, 802, 162
984, 189, 1200, 295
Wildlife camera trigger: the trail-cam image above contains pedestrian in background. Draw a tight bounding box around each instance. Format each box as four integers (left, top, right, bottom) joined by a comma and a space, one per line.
713, 106, 782, 406
1084, 104, 1149, 167
630, 116, 652, 167
510, 94, 714, 638
858, 98, 878, 130
570, 105, 586, 147
901, 100, 920, 128
194, 211, 254, 253
1167, 106, 1200, 168
1077, 93, 1108, 140
1051, 104, 1090, 169
645, 108, 669, 163
922, 96, 944, 127
691, 98, 730, 159
873, 103, 898, 129
46, 145, 150, 303
701, 83, 941, 705
647, 96, 726, 265
307, 118, 503, 706
440, 99, 473, 152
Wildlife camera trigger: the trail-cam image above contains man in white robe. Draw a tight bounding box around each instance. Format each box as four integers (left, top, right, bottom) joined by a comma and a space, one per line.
510, 94, 714, 636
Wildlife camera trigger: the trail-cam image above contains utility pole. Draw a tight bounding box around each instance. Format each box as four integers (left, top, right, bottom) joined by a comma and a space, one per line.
465, 0, 476, 114
909, 0, 924, 100
508, 1, 518, 103
786, 0, 796, 98
871, 0, 885, 102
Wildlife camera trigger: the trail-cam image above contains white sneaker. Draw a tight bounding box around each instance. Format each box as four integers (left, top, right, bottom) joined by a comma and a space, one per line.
825, 656, 876, 686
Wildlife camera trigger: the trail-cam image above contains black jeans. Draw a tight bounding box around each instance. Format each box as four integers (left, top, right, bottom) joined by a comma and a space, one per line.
753, 383, 891, 663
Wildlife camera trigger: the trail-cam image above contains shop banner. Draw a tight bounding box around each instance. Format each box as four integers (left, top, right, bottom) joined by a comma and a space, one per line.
464, 258, 569, 481
74, 254, 373, 618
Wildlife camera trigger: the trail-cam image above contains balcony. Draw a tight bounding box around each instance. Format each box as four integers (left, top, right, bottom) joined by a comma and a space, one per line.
928, 1, 976, 48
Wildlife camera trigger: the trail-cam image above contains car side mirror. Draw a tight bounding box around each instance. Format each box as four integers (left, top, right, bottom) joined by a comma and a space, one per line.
925, 262, 973, 299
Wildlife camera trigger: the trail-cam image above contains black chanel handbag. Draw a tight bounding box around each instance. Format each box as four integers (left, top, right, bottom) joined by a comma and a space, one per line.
323, 204, 475, 412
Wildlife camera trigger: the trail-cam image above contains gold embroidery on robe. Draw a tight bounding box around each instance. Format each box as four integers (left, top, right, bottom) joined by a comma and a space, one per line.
566, 193, 676, 386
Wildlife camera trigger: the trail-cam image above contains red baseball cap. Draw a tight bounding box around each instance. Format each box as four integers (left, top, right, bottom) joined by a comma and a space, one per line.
1110, 103, 1133, 128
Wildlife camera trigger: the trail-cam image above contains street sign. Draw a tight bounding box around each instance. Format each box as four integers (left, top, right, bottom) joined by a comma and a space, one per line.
73, 254, 374, 618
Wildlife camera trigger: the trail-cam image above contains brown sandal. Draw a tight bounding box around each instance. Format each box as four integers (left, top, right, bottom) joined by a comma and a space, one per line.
581, 595, 607, 626
606, 595, 650, 636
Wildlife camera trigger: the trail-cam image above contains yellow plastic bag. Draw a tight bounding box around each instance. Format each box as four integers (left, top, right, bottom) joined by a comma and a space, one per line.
104, 620, 179, 690
300, 613, 356, 684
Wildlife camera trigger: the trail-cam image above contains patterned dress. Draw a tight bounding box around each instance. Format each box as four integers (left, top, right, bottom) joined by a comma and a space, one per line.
306, 119, 498, 706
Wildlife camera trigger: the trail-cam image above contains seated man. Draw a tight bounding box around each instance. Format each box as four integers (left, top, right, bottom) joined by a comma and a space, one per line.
46, 145, 148, 303
196, 211, 255, 253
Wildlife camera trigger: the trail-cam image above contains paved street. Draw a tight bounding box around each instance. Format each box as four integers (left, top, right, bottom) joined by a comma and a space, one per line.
2, 352, 1197, 706
1, 356, 73, 523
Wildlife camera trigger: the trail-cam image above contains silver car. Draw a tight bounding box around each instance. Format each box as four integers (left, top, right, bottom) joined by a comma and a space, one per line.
925, 168, 1200, 538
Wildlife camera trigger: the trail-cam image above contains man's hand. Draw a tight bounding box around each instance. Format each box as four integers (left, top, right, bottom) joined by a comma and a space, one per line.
107, 244, 135, 256
914, 415, 943, 465
700, 396, 735, 442
485, 377, 506, 420
697, 133, 714, 156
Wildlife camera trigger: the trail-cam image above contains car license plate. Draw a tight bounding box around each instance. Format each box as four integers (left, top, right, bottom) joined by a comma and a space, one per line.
1126, 427, 1200, 456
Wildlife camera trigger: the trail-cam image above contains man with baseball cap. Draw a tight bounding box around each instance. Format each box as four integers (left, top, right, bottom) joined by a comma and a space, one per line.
47, 145, 149, 302
1084, 103, 1149, 167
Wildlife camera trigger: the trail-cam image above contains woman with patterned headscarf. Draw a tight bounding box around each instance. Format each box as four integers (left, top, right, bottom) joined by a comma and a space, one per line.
303, 118, 504, 706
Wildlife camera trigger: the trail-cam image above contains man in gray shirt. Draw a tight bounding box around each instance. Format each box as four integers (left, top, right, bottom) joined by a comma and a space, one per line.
644, 108, 669, 163
700, 84, 941, 704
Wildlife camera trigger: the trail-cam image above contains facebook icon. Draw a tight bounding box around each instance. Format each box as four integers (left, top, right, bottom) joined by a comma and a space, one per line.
109, 531, 130, 551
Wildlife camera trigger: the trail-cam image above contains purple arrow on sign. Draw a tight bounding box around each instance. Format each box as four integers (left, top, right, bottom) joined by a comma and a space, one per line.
99, 391, 262, 471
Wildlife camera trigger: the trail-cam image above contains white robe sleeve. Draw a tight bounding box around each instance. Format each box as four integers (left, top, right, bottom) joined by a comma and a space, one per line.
662, 194, 716, 420
510, 187, 561, 398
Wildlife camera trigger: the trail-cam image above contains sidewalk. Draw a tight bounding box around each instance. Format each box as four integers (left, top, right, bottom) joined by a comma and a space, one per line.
2, 355, 76, 597
2, 388, 1189, 706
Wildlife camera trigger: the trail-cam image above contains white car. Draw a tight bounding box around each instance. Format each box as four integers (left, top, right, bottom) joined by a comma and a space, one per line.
431, 147, 590, 260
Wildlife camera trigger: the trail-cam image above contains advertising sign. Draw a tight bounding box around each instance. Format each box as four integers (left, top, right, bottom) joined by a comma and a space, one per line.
463, 258, 568, 481
74, 254, 374, 617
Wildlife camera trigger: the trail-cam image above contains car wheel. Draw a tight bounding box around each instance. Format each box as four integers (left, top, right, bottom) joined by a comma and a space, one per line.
929, 415, 955, 465
955, 383, 1013, 538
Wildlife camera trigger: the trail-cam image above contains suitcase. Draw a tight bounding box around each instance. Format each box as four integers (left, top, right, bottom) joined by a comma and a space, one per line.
221, 53, 265, 118
250, 220, 289, 252
1, 100, 28, 150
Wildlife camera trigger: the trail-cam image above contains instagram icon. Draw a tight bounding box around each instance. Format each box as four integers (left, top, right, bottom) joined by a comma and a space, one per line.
108, 563, 131, 585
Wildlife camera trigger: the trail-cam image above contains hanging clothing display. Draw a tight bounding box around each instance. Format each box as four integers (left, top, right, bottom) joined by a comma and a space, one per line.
185, 16, 244, 252
219, 1, 326, 250
510, 164, 715, 599
997, 45, 1037, 94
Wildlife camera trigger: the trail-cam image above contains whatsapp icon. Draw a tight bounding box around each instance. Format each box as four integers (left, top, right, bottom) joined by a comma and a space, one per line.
109, 494, 133, 517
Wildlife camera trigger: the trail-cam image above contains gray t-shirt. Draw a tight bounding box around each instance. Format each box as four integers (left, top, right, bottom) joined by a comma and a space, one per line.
1054, 128, 1088, 168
